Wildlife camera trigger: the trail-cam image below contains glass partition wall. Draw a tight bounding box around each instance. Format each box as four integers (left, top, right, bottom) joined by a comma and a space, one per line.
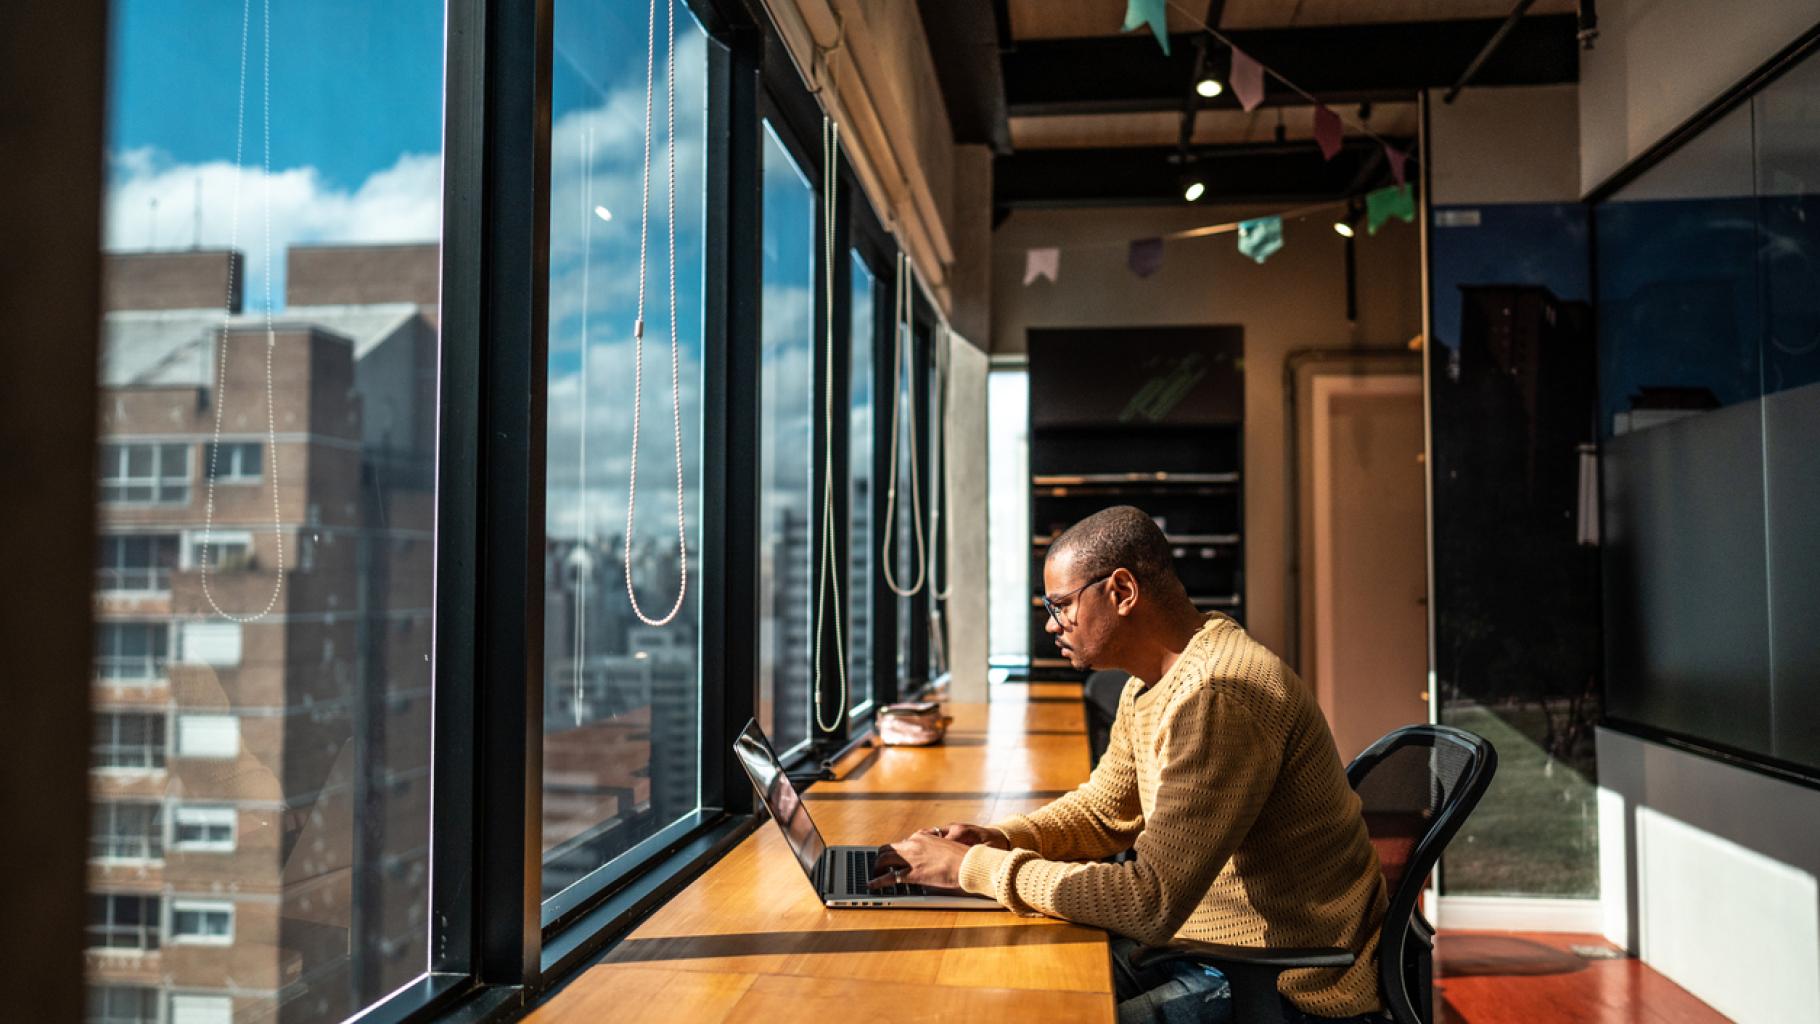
84, 0, 932, 1019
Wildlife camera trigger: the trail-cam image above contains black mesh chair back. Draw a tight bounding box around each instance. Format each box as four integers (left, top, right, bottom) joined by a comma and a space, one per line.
1345, 725, 1498, 1024
1082, 670, 1128, 767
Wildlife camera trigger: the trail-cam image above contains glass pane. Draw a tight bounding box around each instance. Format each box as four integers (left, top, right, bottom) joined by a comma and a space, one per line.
986, 369, 1030, 665
759, 121, 815, 755
1596, 101, 1772, 759
95, 0, 443, 1015
540, 0, 707, 902
1753, 55, 1820, 772
847, 252, 875, 713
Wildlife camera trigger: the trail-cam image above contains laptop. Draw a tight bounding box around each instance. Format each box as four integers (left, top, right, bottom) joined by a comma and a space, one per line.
734, 719, 1000, 910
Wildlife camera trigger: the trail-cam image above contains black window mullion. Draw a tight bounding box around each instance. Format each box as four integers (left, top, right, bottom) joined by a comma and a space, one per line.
435, 0, 552, 990
870, 254, 897, 708
703, 23, 763, 817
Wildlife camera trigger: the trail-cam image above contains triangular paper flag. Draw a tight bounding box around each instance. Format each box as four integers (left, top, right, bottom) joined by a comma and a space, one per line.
1128, 237, 1164, 278
1366, 184, 1415, 234
1122, 0, 1170, 56
1230, 48, 1265, 112
1022, 247, 1059, 285
1385, 143, 1409, 185
1314, 105, 1343, 160
1236, 216, 1284, 265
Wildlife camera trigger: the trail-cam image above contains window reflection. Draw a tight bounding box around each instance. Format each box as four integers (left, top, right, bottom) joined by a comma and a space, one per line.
92, 2, 442, 1018
848, 252, 875, 715
541, 0, 707, 901
759, 121, 816, 755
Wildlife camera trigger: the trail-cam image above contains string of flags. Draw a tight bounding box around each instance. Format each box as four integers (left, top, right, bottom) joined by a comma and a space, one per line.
1120, 1, 1415, 184
1021, 183, 1415, 285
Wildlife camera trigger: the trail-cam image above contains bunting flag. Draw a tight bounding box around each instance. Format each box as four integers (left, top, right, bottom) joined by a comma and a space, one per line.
1236, 216, 1283, 264
1314, 105, 1344, 160
1385, 143, 1410, 185
1122, 0, 1170, 56
1230, 48, 1265, 111
1128, 237, 1164, 278
1366, 183, 1415, 234
1022, 247, 1060, 285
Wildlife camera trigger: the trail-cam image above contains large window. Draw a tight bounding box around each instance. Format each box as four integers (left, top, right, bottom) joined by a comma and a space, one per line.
90, 802, 164, 862
93, 712, 165, 771
87, 986, 159, 1024
98, 443, 189, 505
758, 120, 817, 756
60, 2, 937, 1016
96, 534, 179, 593
87, 894, 160, 953
540, 0, 708, 904
93, 623, 167, 682
847, 252, 876, 714
94, 0, 443, 1018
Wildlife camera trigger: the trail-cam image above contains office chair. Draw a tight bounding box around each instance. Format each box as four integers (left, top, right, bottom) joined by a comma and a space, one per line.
1131, 724, 1498, 1024
1082, 669, 1128, 767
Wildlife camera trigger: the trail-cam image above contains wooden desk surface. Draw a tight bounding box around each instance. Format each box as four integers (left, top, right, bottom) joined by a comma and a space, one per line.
527, 683, 1114, 1023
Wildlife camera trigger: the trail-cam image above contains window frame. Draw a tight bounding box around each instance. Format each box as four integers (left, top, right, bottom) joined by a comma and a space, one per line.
202, 441, 263, 483
98, 441, 190, 505
89, 801, 164, 863
87, 893, 161, 954
92, 711, 167, 773
169, 805, 237, 853
166, 899, 234, 947
93, 621, 169, 684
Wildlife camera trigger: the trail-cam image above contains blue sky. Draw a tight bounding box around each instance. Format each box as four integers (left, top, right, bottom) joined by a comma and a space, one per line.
109, 0, 443, 190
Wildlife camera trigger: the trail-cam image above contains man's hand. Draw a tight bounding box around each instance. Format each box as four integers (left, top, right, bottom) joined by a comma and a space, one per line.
868, 828, 973, 891
932, 822, 1010, 850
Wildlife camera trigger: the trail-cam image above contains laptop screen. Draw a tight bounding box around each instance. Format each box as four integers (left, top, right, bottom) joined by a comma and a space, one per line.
733, 720, 827, 882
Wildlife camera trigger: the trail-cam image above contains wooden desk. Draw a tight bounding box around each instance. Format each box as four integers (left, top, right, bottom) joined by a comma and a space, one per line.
527, 683, 1114, 1022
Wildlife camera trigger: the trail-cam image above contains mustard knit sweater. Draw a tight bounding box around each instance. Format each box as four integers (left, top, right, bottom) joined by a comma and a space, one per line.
958, 614, 1388, 1017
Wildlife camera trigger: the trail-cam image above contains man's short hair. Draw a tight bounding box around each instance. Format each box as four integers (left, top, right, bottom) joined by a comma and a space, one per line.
1049, 505, 1179, 589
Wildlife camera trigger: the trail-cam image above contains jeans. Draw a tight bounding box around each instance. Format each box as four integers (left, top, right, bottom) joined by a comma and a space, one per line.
1110, 937, 1386, 1024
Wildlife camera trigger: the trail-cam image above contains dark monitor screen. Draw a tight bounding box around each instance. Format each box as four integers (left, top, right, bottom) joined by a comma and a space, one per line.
733, 720, 826, 880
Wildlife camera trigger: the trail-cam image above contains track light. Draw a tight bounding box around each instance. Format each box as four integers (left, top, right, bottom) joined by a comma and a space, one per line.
1196, 77, 1223, 98
1333, 197, 1363, 237
1184, 180, 1206, 202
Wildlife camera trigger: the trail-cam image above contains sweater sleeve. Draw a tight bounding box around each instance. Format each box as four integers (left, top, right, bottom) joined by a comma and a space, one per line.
961, 682, 1285, 946
988, 692, 1143, 862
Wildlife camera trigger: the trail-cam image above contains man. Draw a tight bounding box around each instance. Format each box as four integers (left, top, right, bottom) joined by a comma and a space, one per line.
872, 506, 1387, 1024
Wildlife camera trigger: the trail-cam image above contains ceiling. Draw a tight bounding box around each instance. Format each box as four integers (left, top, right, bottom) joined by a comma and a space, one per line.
916, 0, 1585, 211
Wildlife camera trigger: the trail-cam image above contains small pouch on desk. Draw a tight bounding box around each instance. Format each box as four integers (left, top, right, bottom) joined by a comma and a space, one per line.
877, 701, 946, 746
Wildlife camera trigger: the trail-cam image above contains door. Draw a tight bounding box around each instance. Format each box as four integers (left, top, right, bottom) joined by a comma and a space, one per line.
1310, 373, 1429, 762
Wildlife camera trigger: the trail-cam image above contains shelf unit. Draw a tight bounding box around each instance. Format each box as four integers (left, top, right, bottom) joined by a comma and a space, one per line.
1025, 326, 1245, 677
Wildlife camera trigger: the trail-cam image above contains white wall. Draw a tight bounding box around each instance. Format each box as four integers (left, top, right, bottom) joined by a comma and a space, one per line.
1579, 0, 1820, 193
1598, 727, 1820, 1023
1429, 84, 1581, 205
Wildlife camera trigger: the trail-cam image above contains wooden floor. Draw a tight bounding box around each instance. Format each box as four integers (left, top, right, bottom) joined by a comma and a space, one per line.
1435, 932, 1727, 1024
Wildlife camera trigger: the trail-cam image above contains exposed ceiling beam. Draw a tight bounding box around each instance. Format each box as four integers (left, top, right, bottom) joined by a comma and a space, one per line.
995, 138, 1413, 208
1003, 15, 1578, 117
917, 0, 1013, 152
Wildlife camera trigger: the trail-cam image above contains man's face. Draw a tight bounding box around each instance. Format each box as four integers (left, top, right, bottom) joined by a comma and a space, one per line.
1042, 548, 1118, 670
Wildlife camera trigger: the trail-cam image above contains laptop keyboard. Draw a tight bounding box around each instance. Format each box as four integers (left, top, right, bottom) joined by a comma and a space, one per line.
844, 848, 927, 897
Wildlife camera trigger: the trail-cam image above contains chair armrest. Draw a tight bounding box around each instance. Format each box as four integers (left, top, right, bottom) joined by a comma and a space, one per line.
1132, 939, 1356, 972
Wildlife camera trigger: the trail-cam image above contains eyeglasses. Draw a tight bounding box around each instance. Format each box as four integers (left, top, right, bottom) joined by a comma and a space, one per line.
1041, 574, 1113, 629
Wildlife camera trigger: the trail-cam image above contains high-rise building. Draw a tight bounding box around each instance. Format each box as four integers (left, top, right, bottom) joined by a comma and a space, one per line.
87, 244, 438, 1024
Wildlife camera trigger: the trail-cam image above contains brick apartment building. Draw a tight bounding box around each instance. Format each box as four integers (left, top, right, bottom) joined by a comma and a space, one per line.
87, 244, 437, 1024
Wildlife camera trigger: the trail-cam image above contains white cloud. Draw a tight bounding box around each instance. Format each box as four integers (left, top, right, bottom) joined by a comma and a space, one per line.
103, 148, 441, 309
